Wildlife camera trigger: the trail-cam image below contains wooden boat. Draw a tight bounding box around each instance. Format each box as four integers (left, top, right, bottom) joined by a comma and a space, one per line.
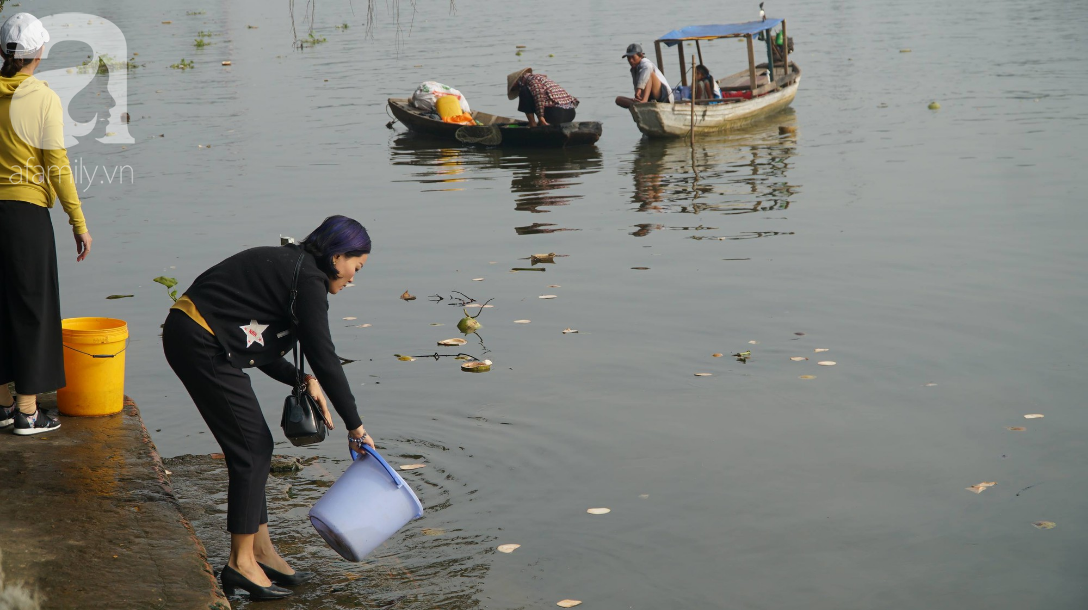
388, 98, 602, 148
627, 19, 800, 138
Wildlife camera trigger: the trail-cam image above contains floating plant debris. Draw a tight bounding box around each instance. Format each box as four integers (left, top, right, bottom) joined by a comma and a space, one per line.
1006, 426, 1026, 431
343, 316, 357, 320
401, 291, 416, 301
1024, 414, 1044, 419
421, 528, 444, 536
814, 348, 829, 353
557, 601, 582, 608
712, 353, 723, 358
438, 338, 467, 346
399, 464, 426, 471
586, 508, 610, 515
817, 361, 836, 366
514, 320, 531, 324
106, 294, 134, 299
562, 328, 579, 334
694, 373, 712, 377
966, 482, 996, 494
790, 357, 808, 361
1032, 521, 1056, 530
497, 544, 521, 553
799, 375, 816, 380
461, 360, 492, 372
539, 295, 557, 299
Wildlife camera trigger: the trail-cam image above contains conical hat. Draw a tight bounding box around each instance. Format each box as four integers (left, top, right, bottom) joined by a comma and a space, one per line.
506, 67, 532, 100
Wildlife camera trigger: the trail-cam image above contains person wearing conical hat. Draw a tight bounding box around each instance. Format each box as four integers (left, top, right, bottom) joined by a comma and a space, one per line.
506, 67, 578, 127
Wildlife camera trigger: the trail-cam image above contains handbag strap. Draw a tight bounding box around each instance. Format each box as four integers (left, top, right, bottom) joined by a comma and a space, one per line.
288, 251, 307, 389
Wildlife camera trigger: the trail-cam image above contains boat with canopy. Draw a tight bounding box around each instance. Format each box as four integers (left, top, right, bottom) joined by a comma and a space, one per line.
626, 18, 800, 138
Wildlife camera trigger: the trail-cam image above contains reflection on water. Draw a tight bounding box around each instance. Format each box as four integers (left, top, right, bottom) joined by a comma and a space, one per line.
390, 133, 602, 235
625, 112, 800, 238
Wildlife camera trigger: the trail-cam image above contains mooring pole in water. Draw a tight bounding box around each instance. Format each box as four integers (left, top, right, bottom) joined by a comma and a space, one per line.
690, 54, 696, 145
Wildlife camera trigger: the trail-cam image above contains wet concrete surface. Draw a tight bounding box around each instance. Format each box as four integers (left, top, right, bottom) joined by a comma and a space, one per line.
0, 395, 227, 609
164, 454, 465, 610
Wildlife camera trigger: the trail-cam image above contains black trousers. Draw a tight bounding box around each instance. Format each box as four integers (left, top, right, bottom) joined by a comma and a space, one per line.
543, 106, 577, 125
0, 200, 65, 394
162, 309, 270, 534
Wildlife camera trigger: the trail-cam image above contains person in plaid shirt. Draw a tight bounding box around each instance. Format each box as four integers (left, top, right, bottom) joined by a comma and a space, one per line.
506, 68, 579, 127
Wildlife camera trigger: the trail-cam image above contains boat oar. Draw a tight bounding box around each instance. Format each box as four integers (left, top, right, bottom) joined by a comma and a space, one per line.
455, 125, 503, 146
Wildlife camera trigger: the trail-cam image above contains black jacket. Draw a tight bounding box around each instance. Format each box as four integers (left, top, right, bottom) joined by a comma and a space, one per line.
184, 244, 362, 430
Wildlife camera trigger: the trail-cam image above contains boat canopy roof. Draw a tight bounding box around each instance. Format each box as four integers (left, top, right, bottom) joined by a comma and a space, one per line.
656, 20, 783, 46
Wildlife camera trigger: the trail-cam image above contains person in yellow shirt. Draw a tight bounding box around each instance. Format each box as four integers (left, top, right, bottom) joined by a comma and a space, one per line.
0, 13, 93, 436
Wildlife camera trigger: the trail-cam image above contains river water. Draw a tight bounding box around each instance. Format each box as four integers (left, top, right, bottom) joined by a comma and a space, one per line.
24, 0, 1088, 607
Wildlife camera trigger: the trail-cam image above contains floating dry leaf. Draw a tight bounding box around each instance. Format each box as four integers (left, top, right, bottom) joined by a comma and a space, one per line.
817, 361, 836, 366
472, 278, 484, 281
790, 357, 808, 361
539, 295, 557, 299
395, 354, 416, 362
557, 601, 582, 608
351, 323, 371, 328
966, 482, 996, 494
712, 353, 723, 358
422, 527, 445, 536
461, 360, 492, 372
586, 507, 611, 515
1006, 426, 1026, 431
221, 60, 232, 66
514, 319, 531, 324
399, 464, 426, 471
1033, 521, 1056, 530
814, 348, 829, 353
748, 340, 759, 345
562, 328, 579, 334
438, 338, 467, 346
343, 316, 357, 320
400, 291, 416, 301
799, 375, 816, 380
1024, 414, 1044, 419
548, 284, 561, 288
925, 383, 938, 387
497, 544, 521, 553
694, 373, 712, 377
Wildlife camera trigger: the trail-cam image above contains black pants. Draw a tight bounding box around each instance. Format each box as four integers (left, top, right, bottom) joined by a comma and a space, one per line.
163, 309, 270, 534
0, 200, 65, 394
518, 87, 577, 124
543, 106, 577, 125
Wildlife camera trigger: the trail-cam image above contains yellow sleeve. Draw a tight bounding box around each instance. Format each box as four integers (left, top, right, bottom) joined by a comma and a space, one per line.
41, 92, 86, 234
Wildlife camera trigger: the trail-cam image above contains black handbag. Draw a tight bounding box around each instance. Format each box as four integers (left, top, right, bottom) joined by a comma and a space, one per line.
280, 252, 331, 447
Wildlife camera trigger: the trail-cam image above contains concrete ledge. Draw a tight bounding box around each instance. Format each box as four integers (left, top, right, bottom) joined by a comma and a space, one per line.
0, 396, 229, 610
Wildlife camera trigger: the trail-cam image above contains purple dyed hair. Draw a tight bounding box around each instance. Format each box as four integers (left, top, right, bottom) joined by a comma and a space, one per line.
301, 215, 372, 279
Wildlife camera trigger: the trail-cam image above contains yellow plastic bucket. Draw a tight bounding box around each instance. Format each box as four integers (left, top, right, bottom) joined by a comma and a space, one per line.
57, 317, 128, 417
435, 95, 461, 120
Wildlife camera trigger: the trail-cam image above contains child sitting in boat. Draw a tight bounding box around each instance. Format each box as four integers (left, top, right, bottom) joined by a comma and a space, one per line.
693, 65, 722, 100
506, 68, 579, 127
615, 43, 674, 108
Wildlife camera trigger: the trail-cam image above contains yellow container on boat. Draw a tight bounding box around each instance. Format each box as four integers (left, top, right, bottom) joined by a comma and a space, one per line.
57, 317, 128, 417
435, 95, 461, 120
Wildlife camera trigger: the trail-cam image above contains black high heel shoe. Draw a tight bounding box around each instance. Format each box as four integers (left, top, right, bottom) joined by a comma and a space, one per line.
220, 565, 293, 600
259, 562, 315, 587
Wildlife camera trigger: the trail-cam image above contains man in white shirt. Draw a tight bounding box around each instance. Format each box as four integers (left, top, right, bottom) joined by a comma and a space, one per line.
615, 43, 673, 108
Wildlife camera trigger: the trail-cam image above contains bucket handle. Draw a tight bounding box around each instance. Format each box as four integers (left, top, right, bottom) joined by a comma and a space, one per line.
349, 445, 405, 489
63, 344, 127, 359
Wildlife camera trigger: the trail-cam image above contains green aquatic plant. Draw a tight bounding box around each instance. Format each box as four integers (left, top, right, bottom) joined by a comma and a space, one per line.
186, 10, 206, 15
76, 54, 139, 75
153, 276, 179, 303
335, 22, 350, 30
169, 59, 195, 70
296, 31, 328, 48
193, 37, 208, 48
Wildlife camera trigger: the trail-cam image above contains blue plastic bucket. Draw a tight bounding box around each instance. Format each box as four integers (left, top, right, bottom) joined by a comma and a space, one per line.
308, 446, 424, 561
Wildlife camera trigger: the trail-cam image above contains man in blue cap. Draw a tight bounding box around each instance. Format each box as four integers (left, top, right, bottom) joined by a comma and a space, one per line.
615, 43, 673, 109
